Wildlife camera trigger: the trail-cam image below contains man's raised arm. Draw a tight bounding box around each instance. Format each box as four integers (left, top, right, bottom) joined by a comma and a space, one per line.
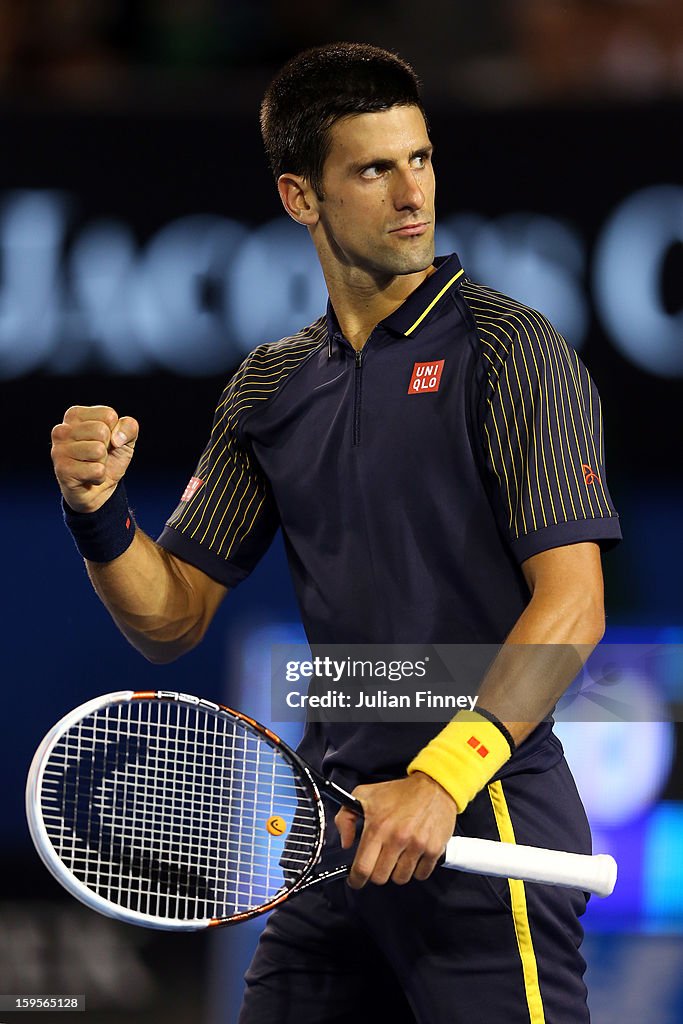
51, 405, 227, 664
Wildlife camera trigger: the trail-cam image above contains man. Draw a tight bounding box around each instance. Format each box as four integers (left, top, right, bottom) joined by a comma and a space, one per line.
51, 42, 621, 1023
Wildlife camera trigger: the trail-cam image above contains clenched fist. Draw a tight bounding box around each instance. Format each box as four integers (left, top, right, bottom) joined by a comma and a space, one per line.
51, 406, 139, 513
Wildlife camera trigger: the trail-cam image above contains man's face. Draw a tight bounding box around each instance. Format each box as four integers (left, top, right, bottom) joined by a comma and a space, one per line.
314, 104, 436, 279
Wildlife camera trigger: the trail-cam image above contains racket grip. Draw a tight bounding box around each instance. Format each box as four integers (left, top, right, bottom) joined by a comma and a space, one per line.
441, 836, 617, 898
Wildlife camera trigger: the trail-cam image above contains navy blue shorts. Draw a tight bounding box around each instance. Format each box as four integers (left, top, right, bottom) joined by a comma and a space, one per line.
238, 757, 592, 1024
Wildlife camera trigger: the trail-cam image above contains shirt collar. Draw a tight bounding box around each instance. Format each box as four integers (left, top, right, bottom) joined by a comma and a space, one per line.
325, 253, 465, 349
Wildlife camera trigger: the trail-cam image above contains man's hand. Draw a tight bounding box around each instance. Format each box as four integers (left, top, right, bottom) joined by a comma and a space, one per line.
51, 406, 139, 513
334, 772, 457, 889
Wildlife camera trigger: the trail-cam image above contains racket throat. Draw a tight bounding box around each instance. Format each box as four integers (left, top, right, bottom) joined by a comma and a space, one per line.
313, 772, 363, 815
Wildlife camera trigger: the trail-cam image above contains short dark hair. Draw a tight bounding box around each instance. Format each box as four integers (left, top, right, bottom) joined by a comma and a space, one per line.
260, 42, 425, 200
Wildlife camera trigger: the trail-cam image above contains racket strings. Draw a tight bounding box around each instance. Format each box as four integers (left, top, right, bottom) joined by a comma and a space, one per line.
39, 700, 321, 922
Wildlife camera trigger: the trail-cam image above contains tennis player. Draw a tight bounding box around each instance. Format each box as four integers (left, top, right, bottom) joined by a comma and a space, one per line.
51, 43, 621, 1023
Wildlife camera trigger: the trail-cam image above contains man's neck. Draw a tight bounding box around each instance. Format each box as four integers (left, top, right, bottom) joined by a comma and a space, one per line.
326, 264, 436, 351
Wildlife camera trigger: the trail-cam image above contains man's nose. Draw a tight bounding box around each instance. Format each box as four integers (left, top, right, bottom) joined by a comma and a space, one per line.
393, 167, 425, 211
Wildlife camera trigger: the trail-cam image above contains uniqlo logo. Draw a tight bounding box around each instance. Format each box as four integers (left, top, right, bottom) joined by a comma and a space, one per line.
181, 476, 204, 502
408, 359, 445, 394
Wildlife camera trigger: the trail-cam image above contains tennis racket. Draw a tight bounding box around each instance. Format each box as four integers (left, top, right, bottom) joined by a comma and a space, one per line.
26, 690, 617, 931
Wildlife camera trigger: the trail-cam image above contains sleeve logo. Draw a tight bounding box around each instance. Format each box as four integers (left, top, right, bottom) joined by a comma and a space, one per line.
408, 359, 445, 394
181, 476, 204, 502
582, 464, 601, 486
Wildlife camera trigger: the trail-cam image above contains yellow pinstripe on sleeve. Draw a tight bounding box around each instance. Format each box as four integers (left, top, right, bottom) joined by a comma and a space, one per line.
163, 319, 327, 582
463, 281, 620, 560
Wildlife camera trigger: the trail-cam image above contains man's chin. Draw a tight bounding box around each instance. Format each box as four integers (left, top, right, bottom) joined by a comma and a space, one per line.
382, 240, 436, 277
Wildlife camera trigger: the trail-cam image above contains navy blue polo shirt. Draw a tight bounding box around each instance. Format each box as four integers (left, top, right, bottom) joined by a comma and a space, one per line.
158, 253, 621, 783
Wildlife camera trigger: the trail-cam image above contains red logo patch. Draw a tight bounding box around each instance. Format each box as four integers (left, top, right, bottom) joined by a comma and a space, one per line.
582, 464, 601, 486
408, 359, 445, 395
181, 476, 204, 502
467, 735, 489, 758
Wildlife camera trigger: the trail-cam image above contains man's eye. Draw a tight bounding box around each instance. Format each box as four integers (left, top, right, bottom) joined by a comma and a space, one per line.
411, 154, 427, 169
360, 165, 383, 179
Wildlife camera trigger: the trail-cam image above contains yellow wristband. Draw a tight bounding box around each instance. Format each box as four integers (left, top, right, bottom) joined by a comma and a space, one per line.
407, 710, 512, 813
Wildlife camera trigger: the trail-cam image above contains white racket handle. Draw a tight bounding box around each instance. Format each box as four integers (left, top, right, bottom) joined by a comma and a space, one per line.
442, 836, 617, 898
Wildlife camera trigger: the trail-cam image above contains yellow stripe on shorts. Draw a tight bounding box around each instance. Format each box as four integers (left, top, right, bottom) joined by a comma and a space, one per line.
488, 780, 546, 1024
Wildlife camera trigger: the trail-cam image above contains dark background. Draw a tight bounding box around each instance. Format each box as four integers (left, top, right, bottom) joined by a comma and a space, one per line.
1, 2, 682, 1022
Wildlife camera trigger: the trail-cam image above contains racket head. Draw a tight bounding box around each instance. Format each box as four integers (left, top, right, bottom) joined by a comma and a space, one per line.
26, 691, 326, 930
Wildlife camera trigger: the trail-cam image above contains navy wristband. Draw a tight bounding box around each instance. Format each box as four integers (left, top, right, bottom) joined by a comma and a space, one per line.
62, 483, 136, 563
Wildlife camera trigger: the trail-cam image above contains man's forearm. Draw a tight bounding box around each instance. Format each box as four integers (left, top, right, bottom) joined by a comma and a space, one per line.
476, 583, 605, 747
408, 543, 606, 811
85, 530, 226, 664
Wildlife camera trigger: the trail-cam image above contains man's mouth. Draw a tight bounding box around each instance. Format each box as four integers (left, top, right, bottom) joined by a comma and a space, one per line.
389, 222, 430, 236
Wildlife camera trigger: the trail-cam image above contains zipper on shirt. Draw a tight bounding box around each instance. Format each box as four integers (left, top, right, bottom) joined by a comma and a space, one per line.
353, 348, 363, 446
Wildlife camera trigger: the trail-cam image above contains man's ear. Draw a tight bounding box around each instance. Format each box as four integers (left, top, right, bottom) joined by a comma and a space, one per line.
277, 173, 320, 226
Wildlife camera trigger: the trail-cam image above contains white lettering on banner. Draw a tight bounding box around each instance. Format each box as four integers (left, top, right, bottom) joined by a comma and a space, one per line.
593, 184, 683, 377
442, 211, 588, 352
134, 214, 248, 375
63, 218, 148, 373
230, 218, 328, 355
0, 192, 68, 377
0, 188, 680, 378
